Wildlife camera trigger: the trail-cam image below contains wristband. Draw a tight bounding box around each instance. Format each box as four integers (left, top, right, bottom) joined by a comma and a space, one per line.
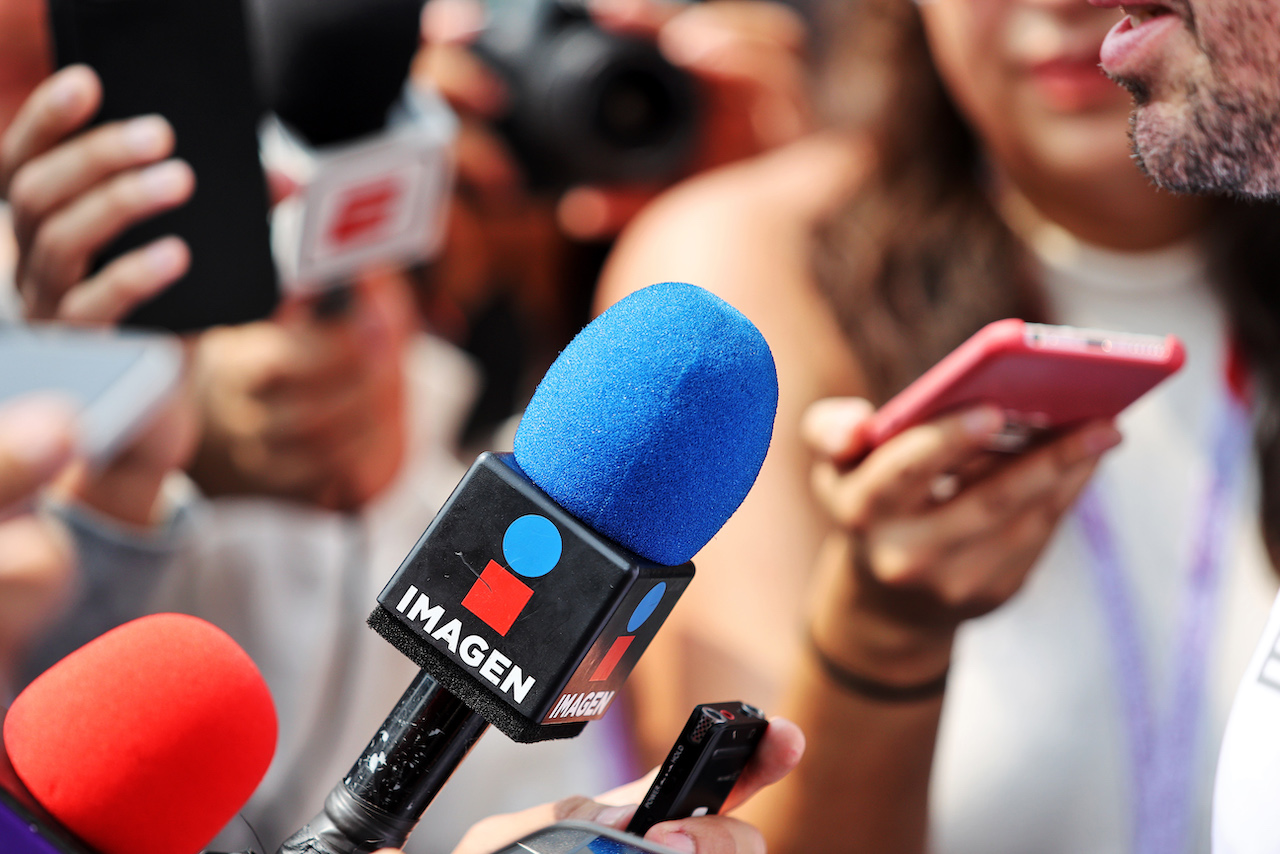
808, 632, 949, 703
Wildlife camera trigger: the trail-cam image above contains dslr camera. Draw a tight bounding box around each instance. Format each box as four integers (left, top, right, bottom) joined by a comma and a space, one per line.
473, 0, 701, 190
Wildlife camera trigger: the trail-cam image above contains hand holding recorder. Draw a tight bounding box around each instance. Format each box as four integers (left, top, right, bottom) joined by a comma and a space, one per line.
627, 701, 769, 837
803, 319, 1180, 689
451, 714, 802, 854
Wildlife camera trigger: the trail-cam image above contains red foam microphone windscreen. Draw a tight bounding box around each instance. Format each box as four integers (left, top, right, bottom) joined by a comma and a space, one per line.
3, 613, 277, 854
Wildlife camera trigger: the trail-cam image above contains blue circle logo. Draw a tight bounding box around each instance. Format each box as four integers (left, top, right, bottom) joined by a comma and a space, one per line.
502, 515, 562, 578
627, 582, 667, 633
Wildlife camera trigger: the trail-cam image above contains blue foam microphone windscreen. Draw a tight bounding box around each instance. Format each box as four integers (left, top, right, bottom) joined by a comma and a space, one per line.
514, 281, 778, 566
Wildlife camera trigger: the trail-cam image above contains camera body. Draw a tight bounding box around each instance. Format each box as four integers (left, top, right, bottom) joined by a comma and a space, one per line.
473, 0, 700, 190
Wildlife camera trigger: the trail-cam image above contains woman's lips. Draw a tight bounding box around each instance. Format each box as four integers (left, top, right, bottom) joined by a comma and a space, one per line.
1100, 7, 1182, 76
1029, 56, 1123, 110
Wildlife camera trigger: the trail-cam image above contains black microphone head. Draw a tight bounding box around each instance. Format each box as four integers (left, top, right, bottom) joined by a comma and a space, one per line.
250, 0, 424, 144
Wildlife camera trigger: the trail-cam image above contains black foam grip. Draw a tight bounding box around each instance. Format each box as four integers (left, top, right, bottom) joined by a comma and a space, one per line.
367, 606, 586, 743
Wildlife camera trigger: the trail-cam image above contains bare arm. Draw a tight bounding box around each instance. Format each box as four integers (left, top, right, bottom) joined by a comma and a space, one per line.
745, 629, 944, 854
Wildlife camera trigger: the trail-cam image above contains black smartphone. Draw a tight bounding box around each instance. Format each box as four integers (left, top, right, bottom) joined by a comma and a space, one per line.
489, 820, 683, 854
46, 0, 279, 333
626, 701, 768, 837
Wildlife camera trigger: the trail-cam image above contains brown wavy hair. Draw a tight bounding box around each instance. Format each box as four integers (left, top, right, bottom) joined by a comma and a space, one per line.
808, 0, 1280, 559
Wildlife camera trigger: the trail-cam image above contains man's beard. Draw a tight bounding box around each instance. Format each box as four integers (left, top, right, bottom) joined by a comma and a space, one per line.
1105, 4, 1280, 201
1125, 80, 1280, 198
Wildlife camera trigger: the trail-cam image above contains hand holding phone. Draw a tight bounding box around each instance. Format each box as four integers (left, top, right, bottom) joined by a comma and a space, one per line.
0, 67, 191, 327
801, 337, 1131, 703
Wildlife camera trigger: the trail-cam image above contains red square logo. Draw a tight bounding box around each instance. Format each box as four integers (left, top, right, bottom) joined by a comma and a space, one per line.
462, 560, 533, 636
589, 635, 634, 682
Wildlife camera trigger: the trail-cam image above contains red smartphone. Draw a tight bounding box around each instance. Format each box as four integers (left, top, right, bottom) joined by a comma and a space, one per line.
863, 319, 1185, 452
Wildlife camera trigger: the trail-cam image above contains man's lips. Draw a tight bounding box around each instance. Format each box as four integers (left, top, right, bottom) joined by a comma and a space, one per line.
1119, 1, 1177, 24
1099, 2, 1181, 74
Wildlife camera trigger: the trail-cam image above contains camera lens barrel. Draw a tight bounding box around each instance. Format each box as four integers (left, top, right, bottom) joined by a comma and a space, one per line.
474, 1, 700, 190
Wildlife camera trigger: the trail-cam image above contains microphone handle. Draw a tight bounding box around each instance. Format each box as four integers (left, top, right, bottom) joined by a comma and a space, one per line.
279, 671, 490, 854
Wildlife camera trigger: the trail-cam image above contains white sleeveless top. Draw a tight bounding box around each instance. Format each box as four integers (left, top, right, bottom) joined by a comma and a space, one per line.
1213, 557, 1280, 853
929, 229, 1278, 854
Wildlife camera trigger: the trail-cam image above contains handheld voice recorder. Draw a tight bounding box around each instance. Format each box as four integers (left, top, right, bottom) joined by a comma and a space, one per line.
626, 701, 768, 836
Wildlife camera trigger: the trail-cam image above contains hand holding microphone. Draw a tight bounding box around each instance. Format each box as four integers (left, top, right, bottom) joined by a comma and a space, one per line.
0, 280, 796, 854
1, 609, 796, 854
187, 270, 414, 511
252, 0, 457, 295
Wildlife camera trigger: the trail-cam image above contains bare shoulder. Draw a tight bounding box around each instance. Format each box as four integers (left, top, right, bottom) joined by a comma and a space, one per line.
597, 133, 868, 313
597, 132, 868, 397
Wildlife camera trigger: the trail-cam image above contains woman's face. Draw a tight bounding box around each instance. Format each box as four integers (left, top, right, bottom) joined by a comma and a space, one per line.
918, 0, 1134, 186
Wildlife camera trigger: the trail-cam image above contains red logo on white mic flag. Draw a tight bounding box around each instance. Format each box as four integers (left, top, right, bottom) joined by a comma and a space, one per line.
326, 177, 405, 246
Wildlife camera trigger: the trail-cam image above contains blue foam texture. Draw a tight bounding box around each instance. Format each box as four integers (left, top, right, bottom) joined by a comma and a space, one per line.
514, 282, 778, 566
